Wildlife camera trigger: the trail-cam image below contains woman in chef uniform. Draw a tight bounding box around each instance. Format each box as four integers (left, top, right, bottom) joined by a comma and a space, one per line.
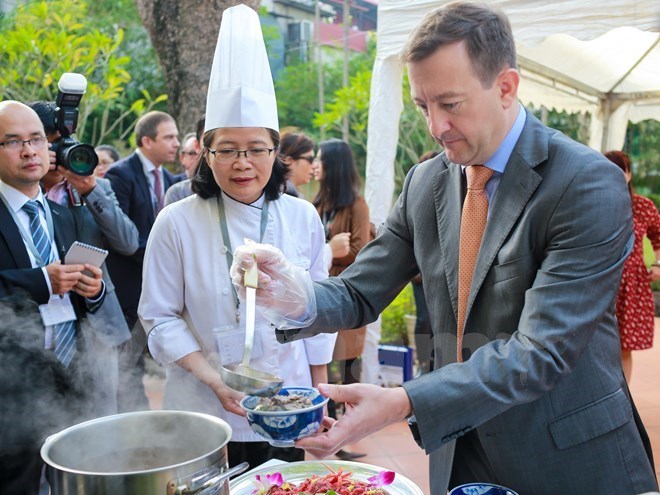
138, 5, 336, 467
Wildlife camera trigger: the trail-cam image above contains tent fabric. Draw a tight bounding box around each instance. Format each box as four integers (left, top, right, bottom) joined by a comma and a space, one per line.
365, 0, 660, 225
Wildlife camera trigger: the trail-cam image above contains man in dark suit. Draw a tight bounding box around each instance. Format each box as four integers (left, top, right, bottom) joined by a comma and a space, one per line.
232, 3, 658, 495
0, 100, 105, 494
105, 110, 179, 411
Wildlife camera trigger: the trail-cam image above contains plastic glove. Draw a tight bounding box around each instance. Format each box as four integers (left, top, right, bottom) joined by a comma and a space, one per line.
231, 241, 317, 329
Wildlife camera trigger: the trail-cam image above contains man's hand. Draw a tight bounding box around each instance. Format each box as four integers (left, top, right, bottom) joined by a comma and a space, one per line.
295, 383, 413, 458
73, 264, 103, 298
47, 146, 57, 169
45, 260, 84, 296
60, 168, 96, 196
329, 232, 351, 259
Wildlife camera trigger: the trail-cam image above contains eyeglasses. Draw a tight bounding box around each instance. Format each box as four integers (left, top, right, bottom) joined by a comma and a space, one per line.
179, 150, 198, 157
207, 147, 275, 163
297, 156, 314, 164
0, 136, 48, 151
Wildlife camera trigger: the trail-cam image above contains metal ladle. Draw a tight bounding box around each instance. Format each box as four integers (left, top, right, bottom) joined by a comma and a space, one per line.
220, 261, 283, 397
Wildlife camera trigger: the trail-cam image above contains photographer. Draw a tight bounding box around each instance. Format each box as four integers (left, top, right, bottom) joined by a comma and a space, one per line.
29, 98, 139, 417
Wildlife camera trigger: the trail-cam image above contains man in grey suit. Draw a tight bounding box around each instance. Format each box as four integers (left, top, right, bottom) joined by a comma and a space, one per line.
30, 99, 140, 417
232, 3, 658, 494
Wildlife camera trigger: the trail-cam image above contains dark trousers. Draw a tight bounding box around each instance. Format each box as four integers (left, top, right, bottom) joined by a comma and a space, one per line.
327, 358, 360, 419
448, 430, 498, 488
412, 282, 434, 374
116, 316, 150, 412
0, 450, 42, 495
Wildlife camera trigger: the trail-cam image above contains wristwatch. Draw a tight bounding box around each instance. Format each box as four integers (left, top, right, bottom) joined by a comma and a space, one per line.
651, 262, 660, 268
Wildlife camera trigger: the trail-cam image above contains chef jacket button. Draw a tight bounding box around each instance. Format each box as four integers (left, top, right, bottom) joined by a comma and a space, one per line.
220, 246, 228, 254
222, 288, 230, 295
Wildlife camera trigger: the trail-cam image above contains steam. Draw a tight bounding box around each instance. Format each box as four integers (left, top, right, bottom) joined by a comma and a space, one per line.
0, 294, 86, 454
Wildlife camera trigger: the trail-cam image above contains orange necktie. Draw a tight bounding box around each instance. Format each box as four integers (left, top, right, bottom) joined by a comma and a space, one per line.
457, 165, 493, 362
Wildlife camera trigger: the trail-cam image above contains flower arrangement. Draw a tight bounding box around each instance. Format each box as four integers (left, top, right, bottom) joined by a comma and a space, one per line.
251, 468, 396, 495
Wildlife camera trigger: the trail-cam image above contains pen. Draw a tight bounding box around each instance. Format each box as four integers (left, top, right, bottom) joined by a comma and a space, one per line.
59, 245, 65, 299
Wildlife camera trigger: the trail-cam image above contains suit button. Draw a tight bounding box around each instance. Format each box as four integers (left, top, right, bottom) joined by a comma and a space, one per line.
220, 246, 228, 254
222, 288, 230, 295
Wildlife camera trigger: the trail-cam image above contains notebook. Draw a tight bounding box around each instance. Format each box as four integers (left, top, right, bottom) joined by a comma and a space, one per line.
64, 241, 108, 267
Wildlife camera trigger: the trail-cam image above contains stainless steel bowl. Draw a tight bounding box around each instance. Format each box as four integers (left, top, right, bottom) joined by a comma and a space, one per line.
220, 363, 283, 397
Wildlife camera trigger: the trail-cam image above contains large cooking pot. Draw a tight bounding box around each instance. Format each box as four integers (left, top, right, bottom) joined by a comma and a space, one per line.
41, 410, 247, 495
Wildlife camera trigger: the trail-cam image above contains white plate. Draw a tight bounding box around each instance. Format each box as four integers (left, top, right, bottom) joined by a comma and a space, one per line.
229, 460, 424, 495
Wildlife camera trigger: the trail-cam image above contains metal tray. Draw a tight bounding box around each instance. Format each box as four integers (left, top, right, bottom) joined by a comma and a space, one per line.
229, 460, 424, 495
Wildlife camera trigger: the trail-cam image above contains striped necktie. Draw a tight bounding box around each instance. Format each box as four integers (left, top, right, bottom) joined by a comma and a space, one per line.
22, 200, 77, 367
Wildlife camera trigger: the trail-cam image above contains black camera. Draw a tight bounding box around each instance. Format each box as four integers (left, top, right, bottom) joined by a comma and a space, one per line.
49, 73, 98, 176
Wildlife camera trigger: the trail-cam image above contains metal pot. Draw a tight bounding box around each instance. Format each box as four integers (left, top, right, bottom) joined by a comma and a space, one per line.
41, 410, 247, 495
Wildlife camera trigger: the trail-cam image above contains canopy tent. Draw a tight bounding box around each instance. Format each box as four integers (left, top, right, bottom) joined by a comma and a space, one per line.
365, 0, 660, 225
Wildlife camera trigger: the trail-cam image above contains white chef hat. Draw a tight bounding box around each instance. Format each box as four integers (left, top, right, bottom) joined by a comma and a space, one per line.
204, 4, 279, 134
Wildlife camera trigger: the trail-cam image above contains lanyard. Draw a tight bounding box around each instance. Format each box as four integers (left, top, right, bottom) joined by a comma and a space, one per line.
0, 190, 57, 265
217, 193, 269, 323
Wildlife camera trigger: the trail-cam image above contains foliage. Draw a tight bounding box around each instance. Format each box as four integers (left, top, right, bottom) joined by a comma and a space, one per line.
86, 0, 168, 148
314, 70, 372, 165
527, 106, 591, 144
394, 73, 439, 193
276, 34, 377, 172
276, 60, 324, 137
627, 119, 660, 195
0, 0, 166, 147
645, 193, 660, 211
380, 284, 416, 344
294, 37, 436, 193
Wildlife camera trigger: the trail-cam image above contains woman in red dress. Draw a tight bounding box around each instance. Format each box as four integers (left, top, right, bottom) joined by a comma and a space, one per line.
606, 150, 660, 382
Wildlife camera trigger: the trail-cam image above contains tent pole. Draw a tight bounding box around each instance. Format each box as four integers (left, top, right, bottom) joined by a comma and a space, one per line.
600, 96, 611, 152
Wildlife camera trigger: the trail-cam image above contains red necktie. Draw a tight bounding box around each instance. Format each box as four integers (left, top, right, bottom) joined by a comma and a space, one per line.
152, 168, 164, 214
457, 165, 493, 362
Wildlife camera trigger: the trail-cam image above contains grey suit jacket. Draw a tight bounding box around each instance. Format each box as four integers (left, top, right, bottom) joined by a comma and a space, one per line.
84, 177, 139, 258
277, 110, 657, 495
69, 177, 136, 346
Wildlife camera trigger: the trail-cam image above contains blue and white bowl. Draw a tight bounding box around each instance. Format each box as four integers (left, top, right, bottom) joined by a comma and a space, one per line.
240, 387, 328, 447
449, 483, 519, 495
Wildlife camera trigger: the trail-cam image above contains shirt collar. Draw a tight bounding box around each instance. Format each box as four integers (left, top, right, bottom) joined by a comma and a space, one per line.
0, 180, 46, 213
221, 190, 266, 209
484, 102, 526, 175
136, 148, 158, 174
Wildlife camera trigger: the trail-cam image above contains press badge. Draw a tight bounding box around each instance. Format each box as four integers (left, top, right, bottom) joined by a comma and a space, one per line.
213, 324, 264, 365
39, 293, 76, 327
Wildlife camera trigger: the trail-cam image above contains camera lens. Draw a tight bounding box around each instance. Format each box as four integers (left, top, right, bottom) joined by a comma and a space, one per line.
60, 143, 98, 176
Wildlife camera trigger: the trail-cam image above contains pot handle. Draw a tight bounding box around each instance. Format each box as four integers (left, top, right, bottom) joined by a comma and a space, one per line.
172, 461, 249, 495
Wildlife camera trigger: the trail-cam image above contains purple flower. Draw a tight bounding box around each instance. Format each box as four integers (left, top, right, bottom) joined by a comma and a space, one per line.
251, 472, 284, 494
368, 470, 396, 488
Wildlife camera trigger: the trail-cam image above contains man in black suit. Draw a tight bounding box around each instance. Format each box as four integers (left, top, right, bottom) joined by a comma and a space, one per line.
0, 100, 105, 494
105, 110, 179, 411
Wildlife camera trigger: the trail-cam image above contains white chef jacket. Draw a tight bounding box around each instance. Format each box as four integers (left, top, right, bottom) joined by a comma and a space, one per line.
139, 191, 336, 441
